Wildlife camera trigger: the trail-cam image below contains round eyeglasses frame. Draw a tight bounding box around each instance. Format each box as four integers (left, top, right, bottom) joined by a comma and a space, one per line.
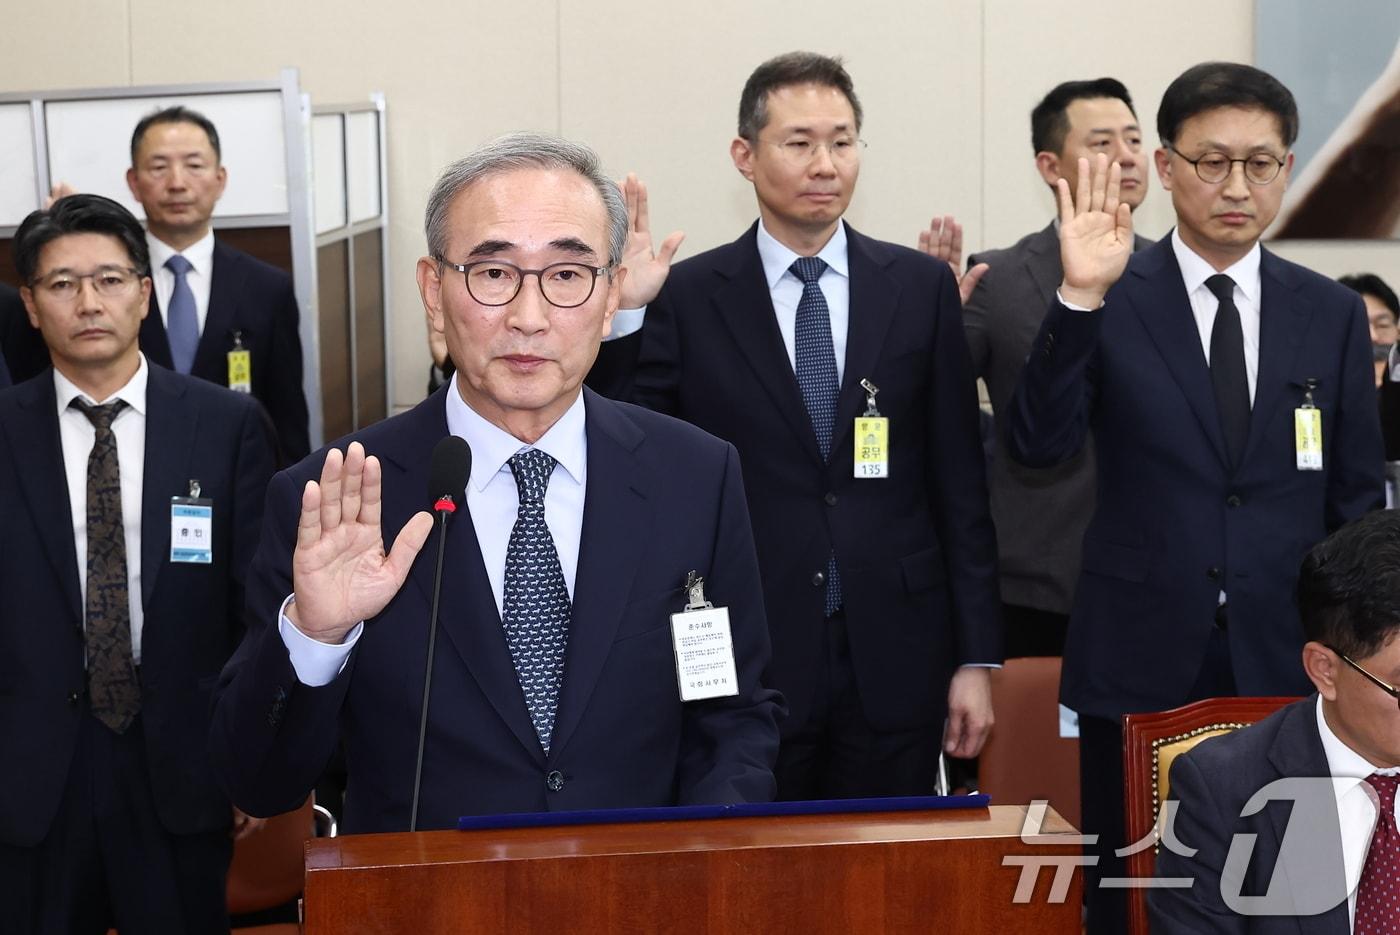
435, 257, 609, 309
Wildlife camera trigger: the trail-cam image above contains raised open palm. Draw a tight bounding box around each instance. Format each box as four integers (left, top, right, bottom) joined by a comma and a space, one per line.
1058, 153, 1134, 309
617, 173, 685, 309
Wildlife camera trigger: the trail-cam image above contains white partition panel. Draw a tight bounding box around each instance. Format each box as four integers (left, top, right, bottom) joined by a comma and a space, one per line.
44, 91, 288, 219
345, 111, 381, 223
311, 113, 346, 234
0, 104, 39, 227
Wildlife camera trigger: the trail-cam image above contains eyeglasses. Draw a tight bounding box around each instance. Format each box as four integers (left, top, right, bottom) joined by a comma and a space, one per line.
757, 136, 867, 168
1328, 644, 1400, 710
1169, 146, 1286, 185
30, 267, 143, 301
435, 258, 609, 308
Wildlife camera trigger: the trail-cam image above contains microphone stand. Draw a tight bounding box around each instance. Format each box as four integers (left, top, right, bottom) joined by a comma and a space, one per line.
410, 496, 455, 832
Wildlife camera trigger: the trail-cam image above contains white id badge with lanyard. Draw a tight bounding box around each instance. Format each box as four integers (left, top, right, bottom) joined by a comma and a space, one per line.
171, 480, 213, 564
669, 572, 739, 701
1295, 378, 1323, 471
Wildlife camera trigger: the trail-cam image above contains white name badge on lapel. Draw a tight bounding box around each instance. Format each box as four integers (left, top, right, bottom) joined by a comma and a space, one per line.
854, 378, 889, 479
171, 480, 213, 564
1296, 378, 1323, 472
669, 572, 739, 702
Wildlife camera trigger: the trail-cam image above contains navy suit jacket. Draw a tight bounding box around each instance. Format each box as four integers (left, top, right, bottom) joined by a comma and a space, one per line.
1150, 697, 1350, 934
593, 222, 1001, 737
0, 365, 274, 847
141, 240, 310, 466
1009, 237, 1383, 718
210, 386, 783, 833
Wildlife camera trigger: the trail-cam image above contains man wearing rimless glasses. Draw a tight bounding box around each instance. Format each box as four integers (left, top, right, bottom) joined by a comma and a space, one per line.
1153, 509, 1400, 932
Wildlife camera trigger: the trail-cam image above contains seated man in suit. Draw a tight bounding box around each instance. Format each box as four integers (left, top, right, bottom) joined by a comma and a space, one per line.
0, 195, 275, 933
210, 133, 783, 833
594, 51, 1002, 801
1152, 508, 1400, 932
126, 105, 310, 465
930, 77, 1152, 661
1008, 62, 1385, 934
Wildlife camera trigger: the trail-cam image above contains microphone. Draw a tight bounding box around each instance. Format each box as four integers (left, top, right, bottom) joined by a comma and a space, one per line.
410, 435, 472, 832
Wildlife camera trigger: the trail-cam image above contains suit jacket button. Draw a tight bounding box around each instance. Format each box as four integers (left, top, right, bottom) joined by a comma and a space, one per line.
1226, 494, 1242, 508
824, 492, 838, 506
1206, 567, 1222, 581
67, 691, 80, 705
811, 571, 826, 587
546, 770, 565, 793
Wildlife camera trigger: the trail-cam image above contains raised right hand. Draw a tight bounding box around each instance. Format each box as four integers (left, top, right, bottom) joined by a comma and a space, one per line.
617, 173, 684, 309
1058, 153, 1134, 309
288, 442, 434, 644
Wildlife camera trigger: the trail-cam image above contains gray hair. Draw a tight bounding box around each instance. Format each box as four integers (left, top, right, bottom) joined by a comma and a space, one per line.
423, 132, 627, 269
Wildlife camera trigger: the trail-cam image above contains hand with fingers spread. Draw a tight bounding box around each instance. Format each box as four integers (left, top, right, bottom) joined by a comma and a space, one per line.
287, 441, 435, 644
1058, 153, 1134, 309
916, 214, 990, 306
617, 173, 685, 309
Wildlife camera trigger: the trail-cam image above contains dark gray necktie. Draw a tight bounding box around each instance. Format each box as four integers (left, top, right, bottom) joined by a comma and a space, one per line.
790, 256, 842, 617
1205, 274, 1250, 469
501, 449, 571, 754
165, 254, 199, 374
71, 398, 140, 733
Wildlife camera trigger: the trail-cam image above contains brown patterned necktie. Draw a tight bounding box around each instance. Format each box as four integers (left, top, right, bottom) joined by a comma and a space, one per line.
71, 398, 140, 733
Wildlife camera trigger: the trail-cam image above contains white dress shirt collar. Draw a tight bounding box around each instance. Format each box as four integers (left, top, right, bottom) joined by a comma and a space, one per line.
1317, 694, 1400, 785
53, 354, 150, 415
756, 219, 850, 289
146, 228, 215, 281
1171, 227, 1262, 308
444, 382, 587, 492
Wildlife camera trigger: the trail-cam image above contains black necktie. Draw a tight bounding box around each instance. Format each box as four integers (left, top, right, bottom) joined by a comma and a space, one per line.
1205, 274, 1250, 469
71, 398, 140, 733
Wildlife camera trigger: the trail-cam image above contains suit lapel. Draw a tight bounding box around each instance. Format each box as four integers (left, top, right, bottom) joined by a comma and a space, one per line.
1022, 223, 1062, 308
140, 293, 174, 369
1263, 699, 1351, 934
140, 367, 196, 609
831, 226, 896, 456
3, 377, 82, 622
194, 241, 240, 379
1130, 241, 1231, 469
711, 227, 826, 467
1242, 250, 1311, 468
548, 390, 650, 761
393, 393, 545, 763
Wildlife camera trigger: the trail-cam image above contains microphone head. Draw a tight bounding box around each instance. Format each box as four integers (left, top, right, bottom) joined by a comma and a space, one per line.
428, 435, 472, 514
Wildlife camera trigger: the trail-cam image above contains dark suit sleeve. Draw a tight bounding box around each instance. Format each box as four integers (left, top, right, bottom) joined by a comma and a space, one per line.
228, 396, 278, 640
210, 467, 354, 818
925, 268, 1003, 665
585, 331, 641, 400
1382, 365, 1400, 461
1148, 752, 1248, 935
1006, 300, 1101, 468
676, 443, 783, 804
268, 282, 311, 464
1325, 292, 1386, 528
961, 251, 992, 379
626, 292, 683, 416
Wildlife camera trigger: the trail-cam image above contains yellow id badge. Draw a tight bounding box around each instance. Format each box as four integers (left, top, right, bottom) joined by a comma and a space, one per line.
855, 418, 889, 478
1295, 407, 1323, 471
227, 349, 252, 393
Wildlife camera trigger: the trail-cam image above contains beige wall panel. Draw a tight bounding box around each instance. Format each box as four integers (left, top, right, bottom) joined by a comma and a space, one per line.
0, 3, 130, 90
559, 0, 983, 262
980, 0, 1254, 252
124, 0, 560, 410
1269, 241, 1400, 294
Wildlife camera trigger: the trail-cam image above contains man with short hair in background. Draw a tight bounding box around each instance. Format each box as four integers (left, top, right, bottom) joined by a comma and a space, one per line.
924, 77, 1153, 659
599, 51, 1002, 800
0, 194, 275, 933
127, 105, 310, 465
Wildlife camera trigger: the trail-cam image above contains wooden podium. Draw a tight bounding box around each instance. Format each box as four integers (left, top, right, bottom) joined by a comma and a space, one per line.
303, 804, 1082, 933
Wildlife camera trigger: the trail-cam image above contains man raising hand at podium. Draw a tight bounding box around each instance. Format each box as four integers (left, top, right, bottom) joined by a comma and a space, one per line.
211, 133, 782, 834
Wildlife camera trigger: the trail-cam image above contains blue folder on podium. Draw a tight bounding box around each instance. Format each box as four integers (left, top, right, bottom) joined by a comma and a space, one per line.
458, 793, 990, 831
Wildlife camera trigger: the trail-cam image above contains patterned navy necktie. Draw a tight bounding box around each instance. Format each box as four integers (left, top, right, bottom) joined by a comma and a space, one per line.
165, 254, 199, 374
790, 256, 843, 617
501, 448, 571, 754
71, 398, 140, 733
